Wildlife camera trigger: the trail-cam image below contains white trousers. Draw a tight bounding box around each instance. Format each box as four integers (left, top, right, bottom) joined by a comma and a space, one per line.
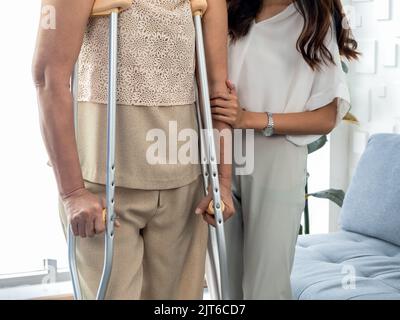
225, 133, 308, 300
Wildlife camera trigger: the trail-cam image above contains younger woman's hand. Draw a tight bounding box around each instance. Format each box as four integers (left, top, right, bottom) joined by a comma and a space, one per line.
211, 80, 247, 129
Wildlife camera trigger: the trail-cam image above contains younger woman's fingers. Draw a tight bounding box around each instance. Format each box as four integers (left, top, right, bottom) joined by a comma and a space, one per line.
210, 92, 229, 100
211, 93, 236, 101
211, 107, 232, 116
211, 101, 238, 111
226, 80, 237, 95
212, 114, 232, 121
212, 115, 234, 125
211, 98, 231, 108
213, 107, 237, 118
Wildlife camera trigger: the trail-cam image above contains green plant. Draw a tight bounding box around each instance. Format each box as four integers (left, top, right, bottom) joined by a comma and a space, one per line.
301, 135, 346, 235
307, 189, 345, 207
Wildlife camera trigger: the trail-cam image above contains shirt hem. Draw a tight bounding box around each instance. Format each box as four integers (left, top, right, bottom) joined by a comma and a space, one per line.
82, 168, 202, 191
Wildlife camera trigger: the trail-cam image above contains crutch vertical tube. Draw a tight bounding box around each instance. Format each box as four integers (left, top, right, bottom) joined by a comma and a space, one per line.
68, 226, 82, 299
205, 230, 222, 299
72, 63, 79, 132
69, 61, 82, 300
195, 94, 221, 300
96, 9, 119, 300
192, 0, 231, 300
68, 8, 119, 301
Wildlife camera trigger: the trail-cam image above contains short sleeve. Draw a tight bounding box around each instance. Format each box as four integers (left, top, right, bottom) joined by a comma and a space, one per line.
287, 28, 351, 146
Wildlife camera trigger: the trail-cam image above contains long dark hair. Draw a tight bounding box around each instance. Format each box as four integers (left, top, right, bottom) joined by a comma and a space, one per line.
228, 0, 360, 70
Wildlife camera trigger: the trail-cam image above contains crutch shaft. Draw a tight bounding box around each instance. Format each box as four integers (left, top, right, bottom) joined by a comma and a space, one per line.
68, 226, 82, 299
68, 11, 119, 301
193, 14, 231, 300
206, 228, 222, 299
196, 97, 221, 300
67, 0, 131, 301
72, 63, 79, 133
69, 53, 82, 302
96, 10, 119, 300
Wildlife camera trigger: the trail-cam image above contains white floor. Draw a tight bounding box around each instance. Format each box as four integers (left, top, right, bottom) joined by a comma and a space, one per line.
0, 282, 72, 300
0, 282, 211, 300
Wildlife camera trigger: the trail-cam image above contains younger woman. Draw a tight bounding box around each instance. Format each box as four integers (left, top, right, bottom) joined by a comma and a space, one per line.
210, 0, 359, 299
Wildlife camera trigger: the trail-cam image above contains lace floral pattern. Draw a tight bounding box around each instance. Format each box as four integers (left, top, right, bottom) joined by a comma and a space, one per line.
78, 0, 196, 106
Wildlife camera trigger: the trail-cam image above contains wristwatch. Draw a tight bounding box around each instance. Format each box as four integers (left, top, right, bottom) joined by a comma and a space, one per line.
262, 112, 274, 137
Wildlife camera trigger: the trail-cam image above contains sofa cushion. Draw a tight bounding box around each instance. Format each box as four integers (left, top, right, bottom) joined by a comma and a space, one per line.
340, 133, 400, 246
291, 231, 400, 300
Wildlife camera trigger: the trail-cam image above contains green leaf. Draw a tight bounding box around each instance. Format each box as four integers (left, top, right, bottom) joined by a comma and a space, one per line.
341, 60, 349, 74
307, 189, 346, 208
307, 135, 328, 154
343, 111, 360, 125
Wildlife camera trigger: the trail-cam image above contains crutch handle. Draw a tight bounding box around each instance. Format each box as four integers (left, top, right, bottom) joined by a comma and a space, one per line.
92, 0, 132, 16
191, 0, 208, 17
207, 200, 225, 216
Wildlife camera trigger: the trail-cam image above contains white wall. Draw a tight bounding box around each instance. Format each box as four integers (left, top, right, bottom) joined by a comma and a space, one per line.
1, 0, 399, 274
330, 0, 400, 231
0, 0, 68, 275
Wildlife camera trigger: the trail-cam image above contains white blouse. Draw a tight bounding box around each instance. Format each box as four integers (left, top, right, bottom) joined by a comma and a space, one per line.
228, 3, 351, 146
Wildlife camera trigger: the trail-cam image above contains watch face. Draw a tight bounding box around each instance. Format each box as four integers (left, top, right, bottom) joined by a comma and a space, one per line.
263, 127, 273, 137
262, 113, 274, 136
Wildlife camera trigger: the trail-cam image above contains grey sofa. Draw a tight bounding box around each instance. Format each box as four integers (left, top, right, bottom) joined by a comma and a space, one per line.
291, 134, 400, 300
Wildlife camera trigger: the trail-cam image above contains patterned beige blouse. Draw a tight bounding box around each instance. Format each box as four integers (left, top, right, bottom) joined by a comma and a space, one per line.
78, 0, 196, 107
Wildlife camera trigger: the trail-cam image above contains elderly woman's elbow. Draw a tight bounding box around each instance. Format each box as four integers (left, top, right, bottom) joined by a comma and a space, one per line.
32, 58, 70, 93
32, 58, 46, 88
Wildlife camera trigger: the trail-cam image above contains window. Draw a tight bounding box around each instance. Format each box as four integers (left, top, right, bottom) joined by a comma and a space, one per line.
306, 140, 331, 234
0, 0, 69, 278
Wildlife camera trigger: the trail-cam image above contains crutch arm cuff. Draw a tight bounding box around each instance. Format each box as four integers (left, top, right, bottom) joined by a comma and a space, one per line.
91, 0, 132, 16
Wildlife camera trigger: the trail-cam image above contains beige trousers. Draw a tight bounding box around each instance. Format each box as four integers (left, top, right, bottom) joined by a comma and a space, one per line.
59, 176, 208, 300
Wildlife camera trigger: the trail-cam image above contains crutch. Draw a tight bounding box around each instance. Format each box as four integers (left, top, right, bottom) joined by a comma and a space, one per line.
68, 0, 132, 300
195, 95, 221, 300
191, 0, 231, 300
